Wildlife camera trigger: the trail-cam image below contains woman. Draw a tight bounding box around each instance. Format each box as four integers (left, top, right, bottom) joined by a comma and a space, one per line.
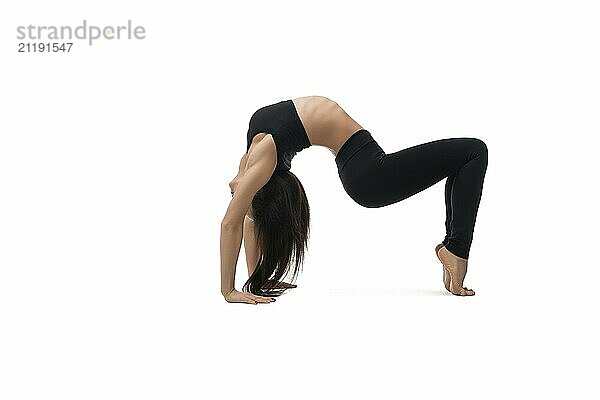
221, 96, 488, 304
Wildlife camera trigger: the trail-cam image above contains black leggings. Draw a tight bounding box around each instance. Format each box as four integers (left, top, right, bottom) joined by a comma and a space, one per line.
335, 129, 488, 259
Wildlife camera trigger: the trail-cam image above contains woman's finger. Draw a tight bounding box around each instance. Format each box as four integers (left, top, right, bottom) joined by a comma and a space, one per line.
254, 295, 274, 303
256, 297, 271, 303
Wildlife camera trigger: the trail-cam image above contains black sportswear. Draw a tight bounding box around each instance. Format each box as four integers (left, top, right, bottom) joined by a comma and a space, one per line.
246, 99, 311, 171
335, 129, 488, 259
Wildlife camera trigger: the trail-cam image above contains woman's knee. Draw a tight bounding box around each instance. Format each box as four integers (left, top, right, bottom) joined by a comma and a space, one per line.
468, 138, 488, 160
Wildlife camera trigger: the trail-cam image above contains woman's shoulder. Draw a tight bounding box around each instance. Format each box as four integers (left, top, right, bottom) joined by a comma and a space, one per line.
246, 133, 277, 170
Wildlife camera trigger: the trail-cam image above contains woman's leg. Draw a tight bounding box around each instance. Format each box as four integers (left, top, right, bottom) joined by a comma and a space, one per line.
337, 131, 487, 295
382, 137, 487, 296
441, 140, 488, 259
373, 137, 488, 259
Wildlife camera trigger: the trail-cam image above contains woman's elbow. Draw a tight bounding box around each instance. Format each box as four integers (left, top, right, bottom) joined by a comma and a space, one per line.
221, 217, 243, 231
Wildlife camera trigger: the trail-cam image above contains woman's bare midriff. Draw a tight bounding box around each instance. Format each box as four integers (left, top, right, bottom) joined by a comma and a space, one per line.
291, 96, 364, 156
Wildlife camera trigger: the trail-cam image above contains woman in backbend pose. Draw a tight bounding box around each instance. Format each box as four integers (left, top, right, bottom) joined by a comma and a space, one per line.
220, 96, 488, 304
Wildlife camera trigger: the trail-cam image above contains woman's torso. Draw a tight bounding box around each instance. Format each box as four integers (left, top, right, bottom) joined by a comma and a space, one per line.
291, 95, 364, 156
247, 96, 364, 160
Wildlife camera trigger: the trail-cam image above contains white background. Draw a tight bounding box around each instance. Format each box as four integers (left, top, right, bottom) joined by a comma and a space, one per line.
1, 0, 599, 399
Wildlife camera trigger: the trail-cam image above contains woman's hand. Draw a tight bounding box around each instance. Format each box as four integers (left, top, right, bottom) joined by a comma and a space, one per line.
223, 289, 275, 304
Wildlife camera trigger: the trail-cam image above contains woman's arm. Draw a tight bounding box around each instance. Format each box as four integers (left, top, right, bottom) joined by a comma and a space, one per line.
220, 147, 276, 304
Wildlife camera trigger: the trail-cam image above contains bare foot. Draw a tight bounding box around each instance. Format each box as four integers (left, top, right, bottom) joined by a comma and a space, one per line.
436, 246, 475, 296
435, 243, 451, 293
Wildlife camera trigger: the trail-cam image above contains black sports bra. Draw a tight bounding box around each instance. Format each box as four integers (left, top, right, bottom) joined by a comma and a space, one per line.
246, 99, 312, 171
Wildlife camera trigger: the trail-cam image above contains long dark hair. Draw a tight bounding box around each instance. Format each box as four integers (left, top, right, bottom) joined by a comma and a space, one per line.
242, 170, 310, 297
